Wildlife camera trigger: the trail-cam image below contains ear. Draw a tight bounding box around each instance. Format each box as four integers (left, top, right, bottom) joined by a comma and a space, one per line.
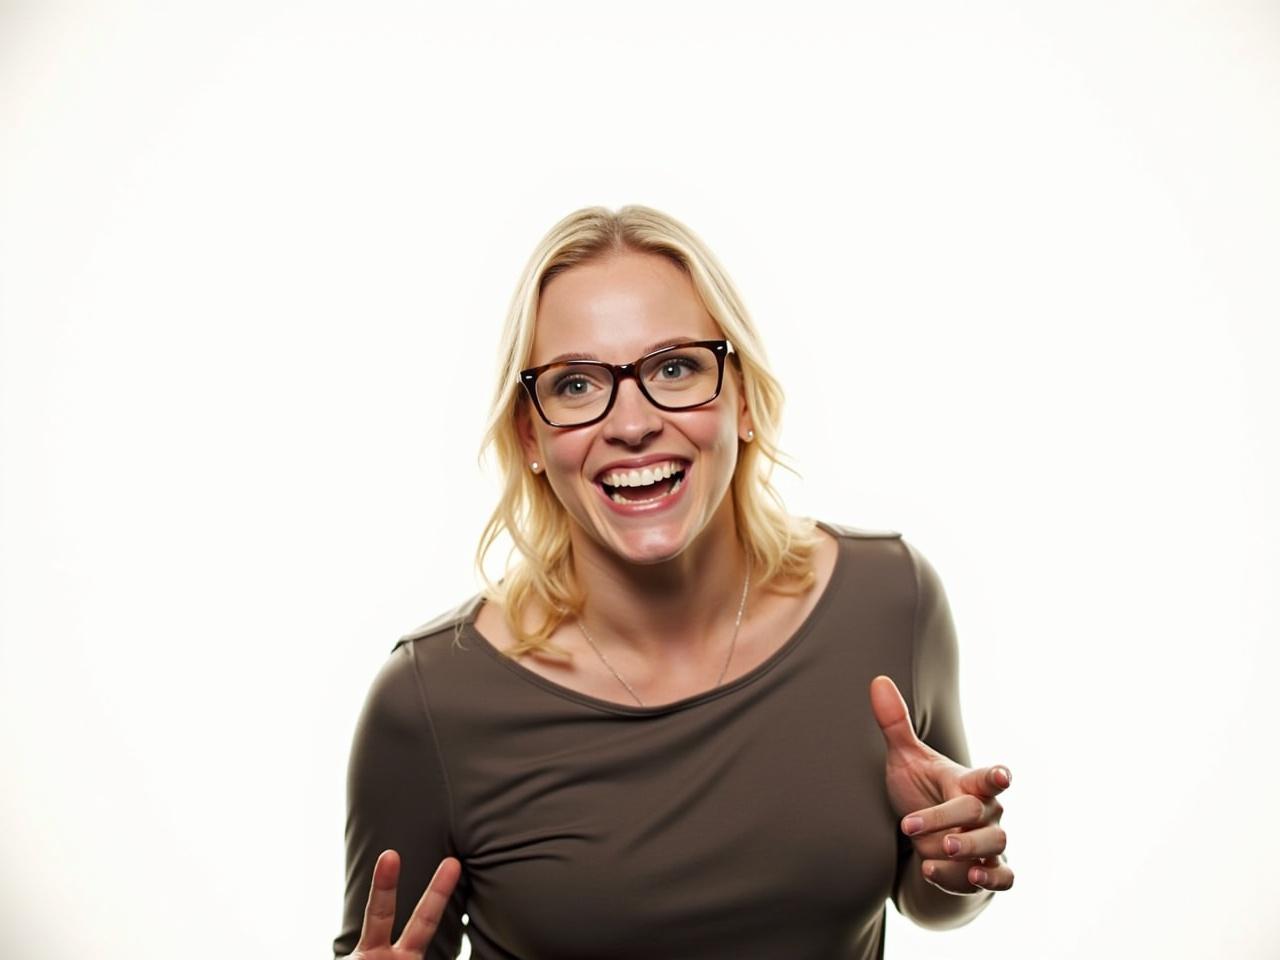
516, 398, 542, 468
731, 357, 753, 441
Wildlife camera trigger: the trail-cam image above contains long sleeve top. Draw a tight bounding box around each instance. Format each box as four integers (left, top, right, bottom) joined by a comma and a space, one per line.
333, 520, 975, 959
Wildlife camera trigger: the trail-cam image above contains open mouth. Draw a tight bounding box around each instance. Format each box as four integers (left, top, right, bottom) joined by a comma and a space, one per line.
597, 462, 689, 505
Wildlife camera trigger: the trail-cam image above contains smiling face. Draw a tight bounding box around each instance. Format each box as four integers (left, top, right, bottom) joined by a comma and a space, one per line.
518, 249, 752, 567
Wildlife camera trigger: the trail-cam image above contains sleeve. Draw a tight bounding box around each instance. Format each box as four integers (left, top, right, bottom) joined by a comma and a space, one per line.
903, 539, 972, 767
332, 642, 467, 960
892, 539, 975, 911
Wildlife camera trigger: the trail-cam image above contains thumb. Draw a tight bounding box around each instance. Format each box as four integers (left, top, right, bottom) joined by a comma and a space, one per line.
955, 764, 1013, 799
869, 674, 919, 753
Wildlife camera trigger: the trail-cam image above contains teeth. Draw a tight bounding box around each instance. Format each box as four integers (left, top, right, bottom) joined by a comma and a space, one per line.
609, 476, 683, 504
600, 460, 684, 488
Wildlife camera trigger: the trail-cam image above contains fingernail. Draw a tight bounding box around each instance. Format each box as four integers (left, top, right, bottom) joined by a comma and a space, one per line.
903, 816, 924, 835
944, 836, 960, 856
995, 767, 1011, 786
973, 868, 989, 886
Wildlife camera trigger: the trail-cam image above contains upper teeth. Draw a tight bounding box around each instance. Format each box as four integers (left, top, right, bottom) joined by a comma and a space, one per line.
600, 460, 684, 488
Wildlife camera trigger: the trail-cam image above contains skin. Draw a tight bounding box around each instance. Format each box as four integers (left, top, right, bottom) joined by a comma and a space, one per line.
870, 674, 1015, 914
516, 249, 757, 666
348, 248, 1013, 954
348, 850, 461, 960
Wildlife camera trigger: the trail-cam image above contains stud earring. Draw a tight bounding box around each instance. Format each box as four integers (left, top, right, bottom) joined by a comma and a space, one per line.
745, 430, 754, 442
530, 461, 541, 473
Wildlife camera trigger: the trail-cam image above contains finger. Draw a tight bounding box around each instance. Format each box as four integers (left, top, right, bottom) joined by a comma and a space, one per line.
941, 823, 1008, 861
868, 675, 919, 752
355, 849, 401, 952
968, 859, 1015, 892
395, 857, 463, 956
956, 764, 1012, 798
921, 857, 984, 894
901, 793, 990, 837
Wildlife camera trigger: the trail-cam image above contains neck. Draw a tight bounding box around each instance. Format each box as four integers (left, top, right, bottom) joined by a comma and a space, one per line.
568, 499, 753, 663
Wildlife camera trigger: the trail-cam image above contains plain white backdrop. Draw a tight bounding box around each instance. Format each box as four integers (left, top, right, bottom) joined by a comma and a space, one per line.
2, 1, 1277, 957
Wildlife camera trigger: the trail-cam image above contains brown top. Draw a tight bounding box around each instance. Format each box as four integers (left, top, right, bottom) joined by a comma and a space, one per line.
333, 520, 975, 960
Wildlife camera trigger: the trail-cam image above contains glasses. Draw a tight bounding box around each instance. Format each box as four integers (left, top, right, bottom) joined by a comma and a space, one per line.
520, 339, 732, 428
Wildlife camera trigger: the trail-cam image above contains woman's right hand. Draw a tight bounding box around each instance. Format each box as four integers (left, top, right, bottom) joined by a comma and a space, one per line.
348, 850, 463, 959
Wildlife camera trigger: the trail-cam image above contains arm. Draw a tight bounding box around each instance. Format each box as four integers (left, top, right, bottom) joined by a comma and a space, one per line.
332, 643, 467, 959
890, 540, 999, 931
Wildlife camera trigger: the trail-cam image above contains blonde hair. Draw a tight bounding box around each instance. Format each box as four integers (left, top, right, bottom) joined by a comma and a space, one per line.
473, 204, 822, 659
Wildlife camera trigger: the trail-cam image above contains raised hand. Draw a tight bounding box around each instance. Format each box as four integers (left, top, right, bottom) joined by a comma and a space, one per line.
349, 850, 462, 960
869, 674, 1014, 894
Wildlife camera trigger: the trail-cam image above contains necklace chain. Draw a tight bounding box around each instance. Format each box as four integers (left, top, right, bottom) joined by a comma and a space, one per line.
576, 555, 753, 707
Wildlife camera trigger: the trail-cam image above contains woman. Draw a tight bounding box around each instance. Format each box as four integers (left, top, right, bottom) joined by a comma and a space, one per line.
333, 206, 1014, 960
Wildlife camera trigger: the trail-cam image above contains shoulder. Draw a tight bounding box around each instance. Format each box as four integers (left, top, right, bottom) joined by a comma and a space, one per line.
817, 519, 904, 541
894, 538, 948, 613
818, 519, 939, 575
392, 593, 485, 654
361, 593, 488, 731
818, 520, 940, 609
817, 519, 909, 574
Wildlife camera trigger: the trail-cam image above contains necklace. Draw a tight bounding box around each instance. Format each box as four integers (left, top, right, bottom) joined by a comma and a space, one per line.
576, 555, 753, 707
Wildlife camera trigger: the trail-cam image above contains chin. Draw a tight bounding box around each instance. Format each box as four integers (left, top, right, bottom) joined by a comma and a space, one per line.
589, 512, 698, 566
611, 525, 686, 561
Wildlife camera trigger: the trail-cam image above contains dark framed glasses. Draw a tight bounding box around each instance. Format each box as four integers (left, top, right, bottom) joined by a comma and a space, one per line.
519, 339, 732, 428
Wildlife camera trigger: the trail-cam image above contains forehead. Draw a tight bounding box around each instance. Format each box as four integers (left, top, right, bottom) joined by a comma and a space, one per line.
530, 250, 721, 364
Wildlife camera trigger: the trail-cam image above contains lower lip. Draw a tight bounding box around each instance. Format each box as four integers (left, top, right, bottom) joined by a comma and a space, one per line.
596, 464, 691, 516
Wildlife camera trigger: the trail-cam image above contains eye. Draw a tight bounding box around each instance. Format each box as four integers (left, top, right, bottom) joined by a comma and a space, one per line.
654, 357, 698, 380
553, 375, 595, 396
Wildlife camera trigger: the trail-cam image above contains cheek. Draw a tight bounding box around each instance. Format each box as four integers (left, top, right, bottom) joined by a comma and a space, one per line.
541, 434, 594, 490
683, 410, 740, 473
698, 406, 740, 446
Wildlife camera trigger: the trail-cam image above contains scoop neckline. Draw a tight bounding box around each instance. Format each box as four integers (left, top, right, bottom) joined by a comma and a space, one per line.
462, 519, 848, 717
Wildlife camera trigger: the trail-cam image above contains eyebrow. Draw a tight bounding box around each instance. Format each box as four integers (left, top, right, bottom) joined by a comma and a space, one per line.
545, 337, 699, 365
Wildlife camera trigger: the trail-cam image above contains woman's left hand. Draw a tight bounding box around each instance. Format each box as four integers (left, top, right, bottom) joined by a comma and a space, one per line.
869, 674, 1015, 894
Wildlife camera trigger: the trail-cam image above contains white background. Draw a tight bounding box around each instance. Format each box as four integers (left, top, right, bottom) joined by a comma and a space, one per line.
2, 1, 1277, 957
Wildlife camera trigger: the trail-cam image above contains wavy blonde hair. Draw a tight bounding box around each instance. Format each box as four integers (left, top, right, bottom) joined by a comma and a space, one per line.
473, 204, 822, 660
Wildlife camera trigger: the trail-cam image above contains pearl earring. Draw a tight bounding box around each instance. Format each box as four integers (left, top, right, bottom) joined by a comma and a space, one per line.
530, 461, 540, 473
745, 430, 754, 442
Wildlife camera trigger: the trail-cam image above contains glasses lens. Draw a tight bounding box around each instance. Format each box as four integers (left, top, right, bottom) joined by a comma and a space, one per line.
536, 363, 614, 425
639, 345, 721, 407
535, 346, 721, 425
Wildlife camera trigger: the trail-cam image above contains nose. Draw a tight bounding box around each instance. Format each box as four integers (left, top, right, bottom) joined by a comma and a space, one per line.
601, 376, 663, 447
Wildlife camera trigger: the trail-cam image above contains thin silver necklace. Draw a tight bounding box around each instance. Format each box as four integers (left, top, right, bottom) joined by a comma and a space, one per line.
576, 555, 753, 707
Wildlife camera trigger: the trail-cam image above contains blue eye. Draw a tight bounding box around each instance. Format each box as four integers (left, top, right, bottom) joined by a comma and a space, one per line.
549, 368, 607, 399
655, 357, 699, 380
